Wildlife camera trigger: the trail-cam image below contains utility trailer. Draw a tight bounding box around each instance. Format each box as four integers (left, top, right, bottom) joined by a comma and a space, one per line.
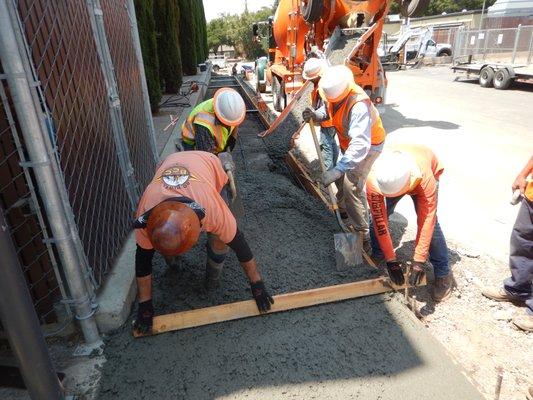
452, 56, 533, 90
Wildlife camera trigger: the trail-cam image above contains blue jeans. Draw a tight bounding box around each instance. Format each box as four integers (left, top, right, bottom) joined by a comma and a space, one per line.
320, 126, 339, 171
370, 194, 450, 278
504, 198, 533, 315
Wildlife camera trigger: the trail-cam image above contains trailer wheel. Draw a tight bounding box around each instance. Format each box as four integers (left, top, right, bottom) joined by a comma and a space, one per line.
272, 77, 283, 112
494, 69, 512, 90
400, 0, 430, 17
301, 0, 323, 23
479, 66, 494, 88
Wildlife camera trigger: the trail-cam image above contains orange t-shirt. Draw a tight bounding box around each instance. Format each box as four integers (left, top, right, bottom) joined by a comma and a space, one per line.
135, 151, 237, 249
366, 144, 444, 262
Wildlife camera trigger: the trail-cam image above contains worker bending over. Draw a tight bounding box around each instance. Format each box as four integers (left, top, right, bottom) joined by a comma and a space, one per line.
181, 88, 245, 154
367, 144, 452, 301
303, 65, 386, 249
482, 155, 533, 332
302, 58, 338, 170
132, 151, 273, 334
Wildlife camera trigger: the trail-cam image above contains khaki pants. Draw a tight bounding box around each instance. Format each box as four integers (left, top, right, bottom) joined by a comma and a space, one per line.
336, 146, 382, 235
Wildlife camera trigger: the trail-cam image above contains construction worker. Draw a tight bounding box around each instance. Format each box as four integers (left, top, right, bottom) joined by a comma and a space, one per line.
132, 151, 274, 334
482, 155, 533, 332
366, 144, 452, 301
302, 65, 386, 249
302, 57, 338, 170
181, 88, 245, 154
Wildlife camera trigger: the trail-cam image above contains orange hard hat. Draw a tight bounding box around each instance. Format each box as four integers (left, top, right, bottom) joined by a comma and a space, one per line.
146, 201, 201, 256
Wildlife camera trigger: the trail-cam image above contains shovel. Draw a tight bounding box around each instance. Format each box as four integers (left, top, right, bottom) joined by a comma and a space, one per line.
226, 170, 245, 219
308, 122, 363, 270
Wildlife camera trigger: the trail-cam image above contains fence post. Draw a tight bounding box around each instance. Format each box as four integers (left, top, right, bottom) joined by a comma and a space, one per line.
526, 29, 533, 64
483, 30, 489, 61
126, 0, 158, 162
0, 0, 101, 346
512, 24, 522, 63
0, 206, 65, 400
86, 0, 139, 208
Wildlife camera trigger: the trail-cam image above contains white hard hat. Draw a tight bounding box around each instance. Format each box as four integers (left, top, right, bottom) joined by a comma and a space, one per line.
318, 65, 355, 103
372, 151, 419, 197
302, 58, 328, 80
213, 88, 246, 126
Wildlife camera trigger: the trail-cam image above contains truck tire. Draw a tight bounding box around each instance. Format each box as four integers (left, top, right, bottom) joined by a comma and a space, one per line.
494, 69, 512, 90
213, 65, 220, 72
301, 0, 323, 23
479, 66, 494, 88
437, 49, 452, 57
400, 0, 430, 17
272, 77, 283, 112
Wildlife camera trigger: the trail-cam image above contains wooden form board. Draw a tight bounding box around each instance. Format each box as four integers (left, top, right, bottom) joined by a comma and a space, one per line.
134, 276, 424, 338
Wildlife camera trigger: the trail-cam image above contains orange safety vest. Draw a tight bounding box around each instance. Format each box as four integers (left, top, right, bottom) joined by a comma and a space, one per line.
310, 86, 334, 128
326, 85, 385, 151
181, 99, 235, 154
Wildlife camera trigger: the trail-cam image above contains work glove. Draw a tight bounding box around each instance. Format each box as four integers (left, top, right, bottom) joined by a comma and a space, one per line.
302, 107, 318, 123
386, 261, 405, 286
250, 281, 274, 313
133, 299, 154, 335
321, 168, 343, 186
408, 261, 426, 286
218, 151, 235, 173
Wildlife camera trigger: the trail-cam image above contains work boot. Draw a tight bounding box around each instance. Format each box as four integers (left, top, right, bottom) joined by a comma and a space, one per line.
512, 313, 533, 332
431, 273, 454, 302
204, 261, 222, 291
481, 286, 515, 302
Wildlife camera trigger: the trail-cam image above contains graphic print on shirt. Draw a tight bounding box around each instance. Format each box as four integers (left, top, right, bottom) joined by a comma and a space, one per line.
156, 165, 200, 190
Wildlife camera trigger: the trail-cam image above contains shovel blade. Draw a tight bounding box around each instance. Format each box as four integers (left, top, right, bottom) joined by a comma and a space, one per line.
334, 233, 363, 271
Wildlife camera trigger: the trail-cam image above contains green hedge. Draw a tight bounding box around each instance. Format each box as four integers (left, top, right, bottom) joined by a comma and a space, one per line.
153, 0, 183, 93
134, 0, 161, 112
179, 0, 198, 75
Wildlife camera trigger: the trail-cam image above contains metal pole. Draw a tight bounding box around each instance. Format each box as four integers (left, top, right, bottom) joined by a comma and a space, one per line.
480, 0, 487, 29
126, 0, 159, 162
527, 30, 533, 65
512, 24, 522, 63
0, 0, 100, 345
87, 0, 139, 208
0, 207, 65, 400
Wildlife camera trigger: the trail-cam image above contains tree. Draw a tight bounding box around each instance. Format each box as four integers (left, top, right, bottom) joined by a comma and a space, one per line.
153, 0, 182, 93
134, 0, 161, 111
389, 0, 496, 16
179, 0, 198, 74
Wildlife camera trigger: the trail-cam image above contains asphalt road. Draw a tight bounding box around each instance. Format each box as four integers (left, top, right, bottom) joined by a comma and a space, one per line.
381, 66, 533, 262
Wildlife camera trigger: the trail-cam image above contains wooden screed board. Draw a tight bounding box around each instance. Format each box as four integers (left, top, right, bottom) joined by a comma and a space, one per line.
134, 276, 423, 337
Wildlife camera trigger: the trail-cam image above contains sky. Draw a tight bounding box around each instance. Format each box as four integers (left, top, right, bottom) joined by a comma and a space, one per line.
203, 0, 274, 21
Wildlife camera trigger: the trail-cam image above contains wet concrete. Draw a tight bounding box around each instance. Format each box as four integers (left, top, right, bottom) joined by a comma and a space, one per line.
96, 91, 484, 399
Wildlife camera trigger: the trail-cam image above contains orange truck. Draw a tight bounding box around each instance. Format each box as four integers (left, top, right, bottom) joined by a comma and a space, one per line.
253, 0, 429, 111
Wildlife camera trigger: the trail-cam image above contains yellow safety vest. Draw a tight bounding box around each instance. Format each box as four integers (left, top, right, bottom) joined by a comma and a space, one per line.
181, 99, 235, 154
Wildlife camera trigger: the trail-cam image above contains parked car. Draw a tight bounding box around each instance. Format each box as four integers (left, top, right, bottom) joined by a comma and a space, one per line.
208, 55, 227, 72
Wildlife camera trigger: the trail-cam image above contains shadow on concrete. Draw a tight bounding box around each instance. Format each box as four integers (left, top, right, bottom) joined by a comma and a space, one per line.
382, 104, 460, 134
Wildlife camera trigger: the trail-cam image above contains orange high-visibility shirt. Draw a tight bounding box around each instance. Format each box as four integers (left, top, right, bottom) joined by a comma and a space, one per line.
135, 151, 237, 249
366, 144, 444, 262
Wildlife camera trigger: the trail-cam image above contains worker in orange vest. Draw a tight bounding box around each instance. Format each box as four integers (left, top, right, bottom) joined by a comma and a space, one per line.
482, 155, 533, 332
302, 58, 338, 170
302, 65, 386, 250
132, 151, 273, 335
366, 144, 452, 302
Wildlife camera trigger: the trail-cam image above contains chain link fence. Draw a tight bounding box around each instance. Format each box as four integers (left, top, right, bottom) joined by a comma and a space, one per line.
0, 62, 65, 324
454, 25, 533, 64
0, 0, 156, 323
